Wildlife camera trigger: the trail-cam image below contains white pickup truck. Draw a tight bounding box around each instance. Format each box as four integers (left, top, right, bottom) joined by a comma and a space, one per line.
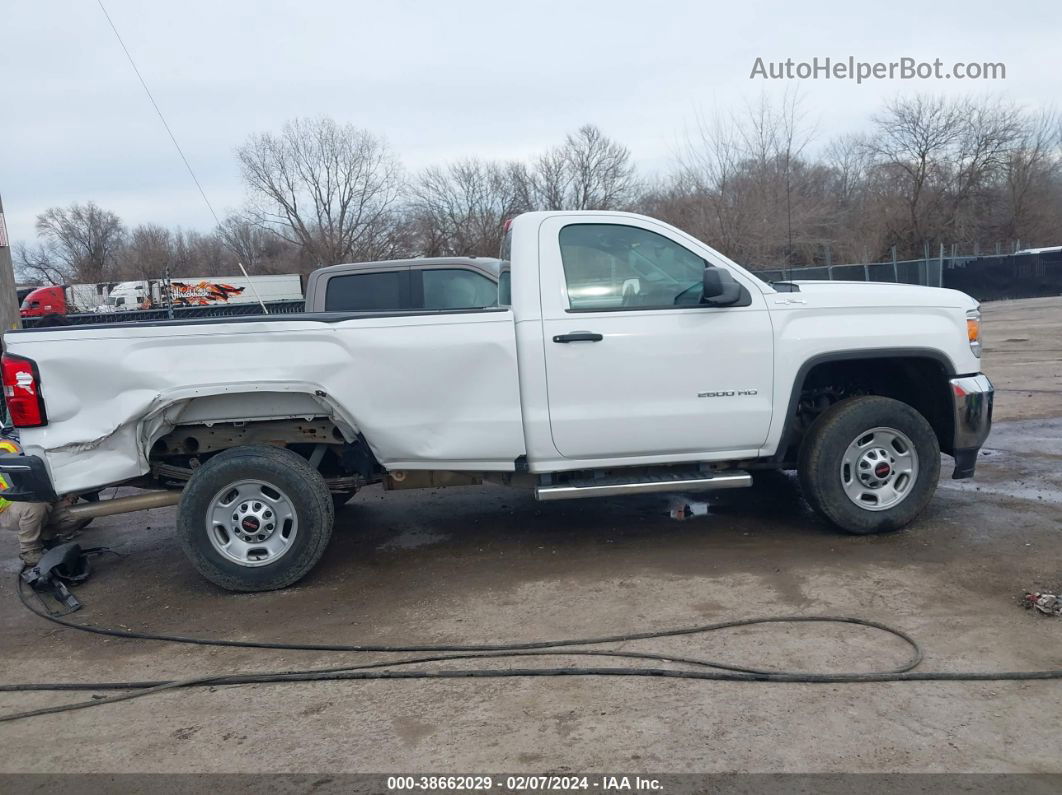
0, 211, 993, 591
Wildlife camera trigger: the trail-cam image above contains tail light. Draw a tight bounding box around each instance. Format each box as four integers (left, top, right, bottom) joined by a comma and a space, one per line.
1, 354, 48, 427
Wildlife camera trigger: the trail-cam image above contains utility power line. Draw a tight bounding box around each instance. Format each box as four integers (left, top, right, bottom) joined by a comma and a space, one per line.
95, 0, 268, 313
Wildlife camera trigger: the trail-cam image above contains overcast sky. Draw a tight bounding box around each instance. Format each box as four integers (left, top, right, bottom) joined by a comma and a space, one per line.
3, 0, 1059, 246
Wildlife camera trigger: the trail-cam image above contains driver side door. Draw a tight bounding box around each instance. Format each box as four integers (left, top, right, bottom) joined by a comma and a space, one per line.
539, 217, 774, 460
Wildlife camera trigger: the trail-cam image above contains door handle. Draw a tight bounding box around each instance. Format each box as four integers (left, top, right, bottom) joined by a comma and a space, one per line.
552, 331, 604, 343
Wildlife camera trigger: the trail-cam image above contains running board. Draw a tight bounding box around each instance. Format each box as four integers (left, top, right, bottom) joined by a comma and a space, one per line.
535, 470, 752, 501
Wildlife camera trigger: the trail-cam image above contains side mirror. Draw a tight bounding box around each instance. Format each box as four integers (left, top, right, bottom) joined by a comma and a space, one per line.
701, 268, 743, 306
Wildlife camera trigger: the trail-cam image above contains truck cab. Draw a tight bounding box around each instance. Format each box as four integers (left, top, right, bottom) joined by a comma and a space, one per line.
19, 286, 67, 318
102, 282, 149, 311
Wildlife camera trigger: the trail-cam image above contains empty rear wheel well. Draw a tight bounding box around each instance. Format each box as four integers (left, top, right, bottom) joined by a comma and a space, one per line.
781, 355, 954, 461
148, 418, 383, 486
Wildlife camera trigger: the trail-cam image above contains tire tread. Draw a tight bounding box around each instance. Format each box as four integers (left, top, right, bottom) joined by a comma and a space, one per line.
177, 445, 335, 591
797, 396, 940, 534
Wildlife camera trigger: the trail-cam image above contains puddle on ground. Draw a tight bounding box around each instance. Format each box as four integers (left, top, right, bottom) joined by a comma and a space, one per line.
939, 480, 1062, 505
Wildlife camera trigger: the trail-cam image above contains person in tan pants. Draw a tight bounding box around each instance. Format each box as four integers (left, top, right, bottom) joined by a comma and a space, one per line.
0, 498, 87, 567
0, 431, 89, 566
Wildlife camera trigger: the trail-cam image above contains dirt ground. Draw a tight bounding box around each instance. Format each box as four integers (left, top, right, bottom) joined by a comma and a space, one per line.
0, 296, 1059, 776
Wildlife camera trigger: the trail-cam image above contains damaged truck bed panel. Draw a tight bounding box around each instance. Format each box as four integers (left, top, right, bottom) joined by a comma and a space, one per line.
8, 310, 525, 494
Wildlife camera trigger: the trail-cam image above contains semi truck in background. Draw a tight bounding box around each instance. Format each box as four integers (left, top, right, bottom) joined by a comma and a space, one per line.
19, 283, 110, 318
102, 274, 303, 311
19, 274, 304, 318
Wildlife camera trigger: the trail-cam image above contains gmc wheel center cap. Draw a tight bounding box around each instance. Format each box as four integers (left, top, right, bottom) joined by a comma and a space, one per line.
874, 462, 891, 478
241, 517, 260, 532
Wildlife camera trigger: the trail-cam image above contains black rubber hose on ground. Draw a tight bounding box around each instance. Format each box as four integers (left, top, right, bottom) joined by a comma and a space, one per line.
3, 576, 1060, 723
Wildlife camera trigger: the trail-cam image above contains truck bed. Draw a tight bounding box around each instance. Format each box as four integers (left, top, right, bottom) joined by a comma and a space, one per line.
6, 307, 524, 495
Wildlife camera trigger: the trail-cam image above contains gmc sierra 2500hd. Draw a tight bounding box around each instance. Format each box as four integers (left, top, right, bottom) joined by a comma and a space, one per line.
0, 211, 993, 591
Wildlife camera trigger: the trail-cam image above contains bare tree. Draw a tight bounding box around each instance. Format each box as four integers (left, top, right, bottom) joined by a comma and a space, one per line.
218, 215, 303, 274
768, 92, 816, 263
944, 99, 1025, 243
860, 95, 1057, 256
657, 92, 824, 266
27, 202, 125, 283
997, 110, 1062, 245
522, 148, 569, 211
218, 215, 265, 271
116, 223, 171, 279
516, 125, 637, 211
665, 110, 745, 256
863, 96, 970, 253
172, 229, 233, 275
12, 242, 69, 285
560, 125, 637, 210
237, 117, 404, 267
821, 133, 884, 262
410, 159, 523, 256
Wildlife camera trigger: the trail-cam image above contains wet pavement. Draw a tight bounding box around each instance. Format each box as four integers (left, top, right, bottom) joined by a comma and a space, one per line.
0, 297, 1059, 774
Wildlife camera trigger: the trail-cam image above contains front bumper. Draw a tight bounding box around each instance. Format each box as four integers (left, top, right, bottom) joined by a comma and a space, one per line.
0, 454, 58, 502
948, 374, 994, 479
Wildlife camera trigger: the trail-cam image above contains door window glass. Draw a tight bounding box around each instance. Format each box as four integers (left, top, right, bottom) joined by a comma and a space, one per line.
558, 224, 707, 310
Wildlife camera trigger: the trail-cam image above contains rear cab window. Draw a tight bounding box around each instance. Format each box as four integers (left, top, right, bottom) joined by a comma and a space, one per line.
421, 269, 499, 309
318, 259, 508, 313
499, 229, 512, 306
324, 270, 411, 311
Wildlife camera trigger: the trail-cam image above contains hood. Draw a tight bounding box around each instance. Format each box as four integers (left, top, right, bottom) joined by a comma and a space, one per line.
780, 281, 978, 310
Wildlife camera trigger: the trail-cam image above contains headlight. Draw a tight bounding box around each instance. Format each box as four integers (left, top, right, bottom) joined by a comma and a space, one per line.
966, 308, 982, 358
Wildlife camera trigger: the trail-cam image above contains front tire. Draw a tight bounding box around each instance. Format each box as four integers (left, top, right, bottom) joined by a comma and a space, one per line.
177, 445, 335, 591
798, 396, 940, 534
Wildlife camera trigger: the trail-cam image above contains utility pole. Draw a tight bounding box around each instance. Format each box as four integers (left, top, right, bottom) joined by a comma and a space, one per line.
0, 194, 22, 333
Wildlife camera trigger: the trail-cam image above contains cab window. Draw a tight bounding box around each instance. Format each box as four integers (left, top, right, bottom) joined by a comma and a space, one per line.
558, 224, 707, 310
497, 269, 511, 306
421, 269, 498, 310
324, 271, 410, 311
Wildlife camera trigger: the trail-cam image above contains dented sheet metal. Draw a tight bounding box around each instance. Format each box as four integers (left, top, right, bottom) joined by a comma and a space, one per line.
6, 312, 526, 495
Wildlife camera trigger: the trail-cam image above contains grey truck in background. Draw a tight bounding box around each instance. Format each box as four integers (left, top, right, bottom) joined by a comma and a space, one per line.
304, 257, 508, 313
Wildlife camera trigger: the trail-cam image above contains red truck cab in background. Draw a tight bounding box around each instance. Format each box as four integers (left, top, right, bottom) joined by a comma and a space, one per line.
19, 286, 68, 318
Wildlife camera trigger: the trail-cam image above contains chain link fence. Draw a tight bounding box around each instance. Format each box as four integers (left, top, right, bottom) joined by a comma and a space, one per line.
756, 258, 944, 288
752, 249, 1062, 301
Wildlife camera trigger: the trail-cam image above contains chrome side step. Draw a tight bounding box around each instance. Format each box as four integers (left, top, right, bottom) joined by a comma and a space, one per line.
535, 470, 752, 502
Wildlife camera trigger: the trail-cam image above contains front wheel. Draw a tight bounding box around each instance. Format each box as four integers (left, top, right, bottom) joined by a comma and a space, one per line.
798, 396, 940, 534
177, 445, 335, 591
